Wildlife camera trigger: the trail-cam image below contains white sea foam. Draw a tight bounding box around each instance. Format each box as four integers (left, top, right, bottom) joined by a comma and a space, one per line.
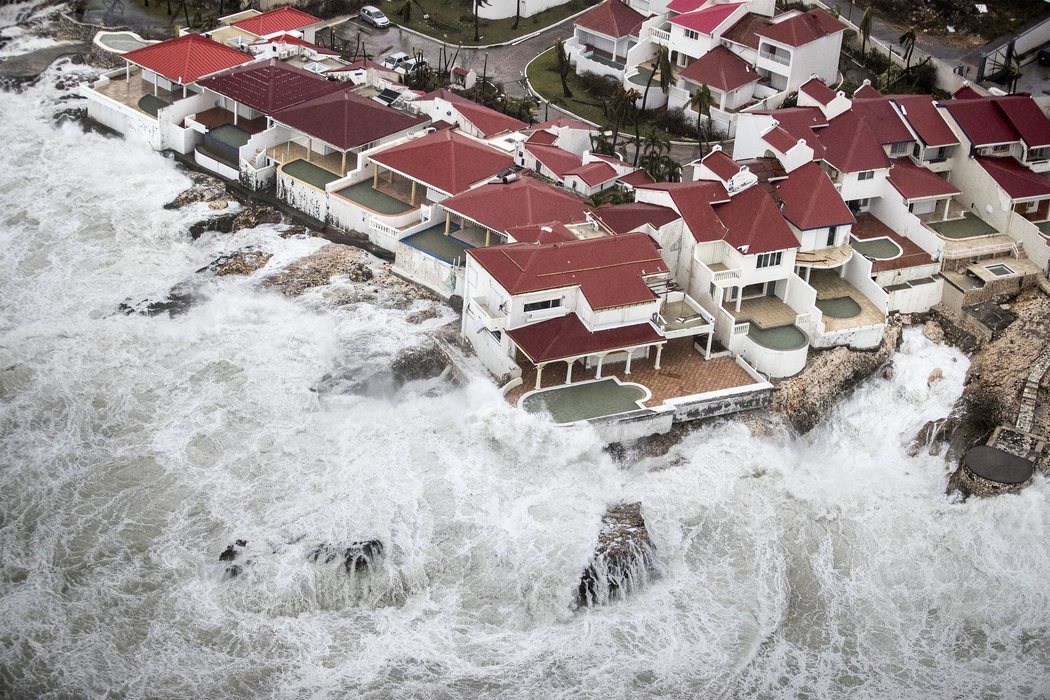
0, 58, 1048, 698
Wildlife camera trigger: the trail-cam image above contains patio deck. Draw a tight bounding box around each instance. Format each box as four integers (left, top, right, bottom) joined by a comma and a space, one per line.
807, 269, 885, 332
724, 295, 797, 329
400, 225, 474, 264
505, 338, 757, 407
93, 74, 172, 116
334, 180, 416, 215
851, 213, 935, 273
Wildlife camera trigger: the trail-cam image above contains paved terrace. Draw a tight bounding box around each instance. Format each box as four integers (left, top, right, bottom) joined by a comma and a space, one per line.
851, 213, 935, 273
808, 269, 885, 332
505, 338, 756, 408
93, 74, 172, 117
724, 296, 797, 329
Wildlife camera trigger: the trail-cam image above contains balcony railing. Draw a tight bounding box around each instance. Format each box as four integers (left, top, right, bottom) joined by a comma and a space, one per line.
758, 49, 791, 66
471, 297, 508, 331
648, 26, 671, 43
713, 268, 743, 282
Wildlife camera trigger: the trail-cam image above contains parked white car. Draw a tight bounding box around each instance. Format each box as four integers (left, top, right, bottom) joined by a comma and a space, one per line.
359, 5, 391, 28
381, 51, 410, 71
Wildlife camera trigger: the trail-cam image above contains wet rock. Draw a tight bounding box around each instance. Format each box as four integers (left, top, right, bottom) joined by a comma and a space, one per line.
447, 294, 463, 313
165, 171, 226, 209
770, 322, 902, 434
927, 367, 944, 386
390, 343, 448, 385
119, 281, 198, 317
405, 305, 441, 324
200, 248, 273, 277
219, 545, 238, 562
576, 503, 658, 608
188, 203, 282, 240
235, 539, 247, 547
208, 199, 229, 210
881, 361, 895, 380
263, 244, 373, 296
922, 320, 945, 344
189, 212, 237, 240
52, 106, 87, 127
224, 564, 243, 579
309, 540, 384, 575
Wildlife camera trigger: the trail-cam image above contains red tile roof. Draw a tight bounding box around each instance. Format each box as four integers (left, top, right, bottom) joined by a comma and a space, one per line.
941, 98, 1018, 146
508, 313, 663, 363
526, 130, 559, 146
852, 97, 914, 145
197, 59, 344, 114
442, 176, 591, 232
853, 83, 881, 99
952, 84, 983, 100
566, 161, 619, 186
574, 0, 647, 38
762, 125, 800, 152
819, 109, 890, 173
721, 12, 770, 49
666, 0, 708, 12
504, 222, 577, 244
891, 95, 958, 148
699, 147, 741, 180
526, 143, 583, 178
272, 88, 428, 151
595, 202, 680, 232
469, 234, 666, 310
368, 129, 512, 195
232, 7, 319, 36
639, 180, 798, 254
252, 32, 338, 54
122, 33, 252, 85
886, 158, 960, 200
618, 169, 657, 187
679, 45, 759, 92
800, 77, 836, 105
756, 9, 846, 47
976, 157, 1050, 200
995, 96, 1050, 149
422, 89, 527, 138
670, 3, 745, 35
756, 106, 828, 158
775, 162, 854, 230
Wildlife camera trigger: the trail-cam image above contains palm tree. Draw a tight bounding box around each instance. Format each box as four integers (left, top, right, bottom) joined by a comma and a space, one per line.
609, 87, 640, 154
661, 156, 682, 182
1006, 54, 1023, 93
859, 6, 873, 60
899, 27, 916, 75
686, 84, 713, 156
554, 38, 573, 98
472, 0, 490, 43
635, 46, 673, 165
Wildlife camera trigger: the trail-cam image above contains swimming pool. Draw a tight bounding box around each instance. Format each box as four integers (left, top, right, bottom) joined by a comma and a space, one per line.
747, 324, 808, 351
94, 31, 158, 54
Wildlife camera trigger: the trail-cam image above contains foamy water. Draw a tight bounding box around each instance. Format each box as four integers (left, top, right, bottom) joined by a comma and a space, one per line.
1, 57, 1048, 698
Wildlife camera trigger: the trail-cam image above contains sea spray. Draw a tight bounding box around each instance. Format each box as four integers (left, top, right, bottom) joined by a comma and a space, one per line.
0, 55, 1048, 698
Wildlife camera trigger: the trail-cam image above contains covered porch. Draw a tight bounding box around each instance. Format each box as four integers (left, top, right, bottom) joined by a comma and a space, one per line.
267, 140, 355, 178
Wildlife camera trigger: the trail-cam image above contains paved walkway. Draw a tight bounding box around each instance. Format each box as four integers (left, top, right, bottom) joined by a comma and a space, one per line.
0, 41, 88, 81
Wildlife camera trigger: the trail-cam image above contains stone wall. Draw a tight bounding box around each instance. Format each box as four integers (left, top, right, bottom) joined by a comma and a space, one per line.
57, 12, 127, 42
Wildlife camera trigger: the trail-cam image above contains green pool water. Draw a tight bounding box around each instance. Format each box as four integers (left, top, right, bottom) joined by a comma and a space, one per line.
401, 225, 472, 265
137, 94, 169, 117
335, 180, 415, 215
816, 296, 863, 319
208, 124, 251, 149
851, 236, 902, 260
521, 378, 647, 424
928, 213, 996, 239
748, 324, 807, 351
282, 159, 340, 189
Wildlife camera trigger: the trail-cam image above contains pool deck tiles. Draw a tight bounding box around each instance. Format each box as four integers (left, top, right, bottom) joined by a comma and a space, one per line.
850, 213, 935, 273
807, 269, 886, 332
724, 296, 797, 329
505, 338, 758, 408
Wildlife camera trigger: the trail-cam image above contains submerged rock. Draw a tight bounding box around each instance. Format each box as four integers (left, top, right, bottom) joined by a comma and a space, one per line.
576, 502, 659, 608
165, 171, 226, 209
309, 540, 384, 575
263, 244, 373, 296
188, 203, 282, 240
119, 281, 198, 317
390, 344, 448, 385
200, 248, 273, 277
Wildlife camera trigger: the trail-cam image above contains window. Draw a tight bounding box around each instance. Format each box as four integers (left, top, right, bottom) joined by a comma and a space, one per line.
890, 141, 912, 156
991, 144, 1010, 153
826, 226, 837, 247
858, 170, 875, 181
1026, 200, 1040, 213
684, 29, 699, 40
756, 251, 782, 268
524, 298, 561, 313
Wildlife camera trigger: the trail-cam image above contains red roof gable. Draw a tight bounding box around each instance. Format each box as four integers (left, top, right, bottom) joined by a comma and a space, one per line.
892, 95, 958, 148
575, 0, 646, 38
941, 98, 1019, 147
670, 3, 744, 35
443, 176, 591, 232
721, 12, 770, 49
526, 130, 558, 145
819, 110, 890, 173
469, 234, 667, 309
252, 33, 338, 55
800, 77, 836, 106
976, 157, 1050, 200
566, 161, 619, 186
369, 129, 512, 195
508, 313, 663, 363
775, 162, 855, 230
618, 169, 657, 187
527, 143, 583, 178
886, 159, 960, 200
272, 88, 428, 151
232, 7, 319, 36
763, 125, 801, 152
952, 84, 983, 100
756, 107, 828, 158
504, 222, 577, 244
122, 33, 252, 85
853, 83, 881, 99
995, 96, 1050, 149
852, 98, 915, 145
423, 89, 527, 138
699, 147, 742, 181
666, 0, 708, 12
756, 9, 845, 47
198, 59, 345, 115
595, 202, 680, 233
679, 45, 758, 92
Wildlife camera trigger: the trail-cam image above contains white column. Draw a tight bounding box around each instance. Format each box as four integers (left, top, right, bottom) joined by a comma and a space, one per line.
596, 354, 605, 379
705, 331, 713, 360
565, 360, 573, 384
655, 343, 664, 370
625, 350, 633, 375
535, 363, 545, 390
735, 288, 742, 313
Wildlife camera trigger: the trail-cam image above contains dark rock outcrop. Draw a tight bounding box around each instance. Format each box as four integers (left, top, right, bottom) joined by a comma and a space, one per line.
576, 503, 659, 608
188, 204, 282, 240
263, 244, 374, 296
309, 540, 384, 575
390, 344, 448, 385
118, 281, 198, 317
165, 171, 226, 209
200, 249, 273, 277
